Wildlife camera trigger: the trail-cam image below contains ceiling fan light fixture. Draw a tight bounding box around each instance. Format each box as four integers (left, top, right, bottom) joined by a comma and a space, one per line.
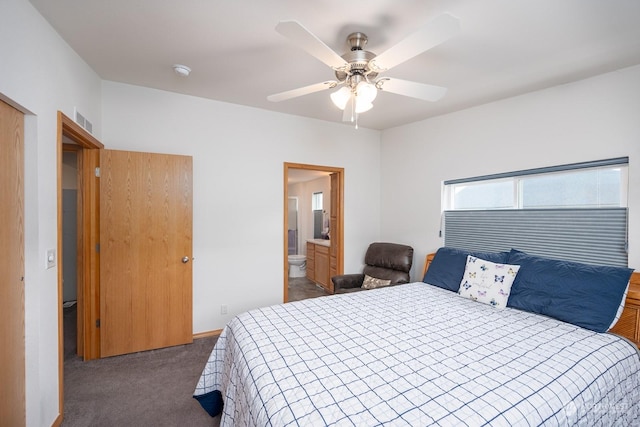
269, 14, 460, 123
355, 100, 373, 114
330, 86, 351, 110
356, 81, 377, 104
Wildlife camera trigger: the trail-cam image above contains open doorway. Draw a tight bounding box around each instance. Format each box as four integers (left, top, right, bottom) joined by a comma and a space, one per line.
61, 144, 79, 361
56, 112, 104, 419
283, 163, 344, 303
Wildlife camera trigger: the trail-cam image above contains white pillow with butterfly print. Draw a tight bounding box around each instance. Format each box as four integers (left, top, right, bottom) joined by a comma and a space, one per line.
458, 255, 521, 309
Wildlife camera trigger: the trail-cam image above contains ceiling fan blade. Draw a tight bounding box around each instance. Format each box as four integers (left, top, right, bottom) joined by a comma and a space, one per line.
275, 20, 349, 70
369, 13, 460, 72
267, 81, 338, 102
376, 78, 447, 102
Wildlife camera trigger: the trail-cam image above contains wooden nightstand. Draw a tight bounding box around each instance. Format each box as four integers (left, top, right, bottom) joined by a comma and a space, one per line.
609, 275, 640, 346
423, 253, 640, 346
422, 253, 436, 279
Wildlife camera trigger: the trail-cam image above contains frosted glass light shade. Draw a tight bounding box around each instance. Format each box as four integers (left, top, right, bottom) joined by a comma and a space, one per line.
330, 87, 351, 110
356, 81, 377, 104
355, 101, 373, 113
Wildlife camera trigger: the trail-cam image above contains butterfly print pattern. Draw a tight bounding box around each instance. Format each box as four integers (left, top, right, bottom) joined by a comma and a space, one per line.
457, 255, 521, 309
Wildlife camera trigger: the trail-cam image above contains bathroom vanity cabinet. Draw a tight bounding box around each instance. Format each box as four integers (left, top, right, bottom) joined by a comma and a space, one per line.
306, 241, 330, 292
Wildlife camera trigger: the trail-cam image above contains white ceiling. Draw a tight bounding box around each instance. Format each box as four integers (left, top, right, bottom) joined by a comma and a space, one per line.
29, 0, 640, 131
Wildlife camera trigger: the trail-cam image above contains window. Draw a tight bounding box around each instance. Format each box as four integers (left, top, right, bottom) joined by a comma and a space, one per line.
312, 192, 323, 211
445, 162, 627, 210
520, 167, 624, 208
448, 179, 514, 210
442, 158, 629, 266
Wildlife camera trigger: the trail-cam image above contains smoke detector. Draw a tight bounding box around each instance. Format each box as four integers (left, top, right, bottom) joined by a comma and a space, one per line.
173, 64, 191, 77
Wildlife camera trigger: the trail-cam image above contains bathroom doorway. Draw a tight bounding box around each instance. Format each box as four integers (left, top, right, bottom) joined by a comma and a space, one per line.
283, 163, 344, 302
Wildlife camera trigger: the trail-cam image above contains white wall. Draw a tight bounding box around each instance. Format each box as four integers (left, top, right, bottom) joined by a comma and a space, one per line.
101, 81, 382, 333
381, 64, 640, 280
0, 0, 103, 425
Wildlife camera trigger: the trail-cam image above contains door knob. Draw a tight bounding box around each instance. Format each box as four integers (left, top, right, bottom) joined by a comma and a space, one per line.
182, 256, 190, 263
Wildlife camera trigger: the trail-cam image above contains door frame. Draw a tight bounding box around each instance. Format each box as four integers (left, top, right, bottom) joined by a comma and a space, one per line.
56, 112, 103, 419
283, 163, 344, 302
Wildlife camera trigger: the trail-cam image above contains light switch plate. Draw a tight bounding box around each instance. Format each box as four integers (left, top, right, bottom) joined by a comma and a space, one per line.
46, 249, 56, 269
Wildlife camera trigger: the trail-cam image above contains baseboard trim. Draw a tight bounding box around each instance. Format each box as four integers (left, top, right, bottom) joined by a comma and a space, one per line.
193, 329, 222, 340
52, 413, 63, 427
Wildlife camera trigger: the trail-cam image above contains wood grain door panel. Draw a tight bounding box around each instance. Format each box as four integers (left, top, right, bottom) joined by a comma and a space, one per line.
0, 100, 26, 426
100, 149, 193, 357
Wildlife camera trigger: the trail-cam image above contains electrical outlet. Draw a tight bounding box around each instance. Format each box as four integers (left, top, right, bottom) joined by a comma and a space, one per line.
220, 305, 228, 315
46, 249, 56, 269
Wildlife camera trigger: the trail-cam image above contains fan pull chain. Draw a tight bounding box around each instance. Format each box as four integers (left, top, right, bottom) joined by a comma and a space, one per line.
351, 94, 355, 123
351, 93, 358, 128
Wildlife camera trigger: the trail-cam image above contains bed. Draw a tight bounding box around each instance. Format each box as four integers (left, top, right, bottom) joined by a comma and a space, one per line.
194, 248, 640, 426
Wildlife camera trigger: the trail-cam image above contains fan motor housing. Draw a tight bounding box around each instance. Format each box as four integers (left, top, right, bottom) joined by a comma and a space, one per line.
335, 49, 378, 82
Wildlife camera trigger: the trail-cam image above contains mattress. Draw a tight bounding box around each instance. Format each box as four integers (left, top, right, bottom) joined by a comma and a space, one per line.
194, 283, 640, 426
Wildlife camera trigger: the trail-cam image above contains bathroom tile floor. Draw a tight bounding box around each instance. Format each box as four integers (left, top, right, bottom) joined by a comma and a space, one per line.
288, 276, 331, 302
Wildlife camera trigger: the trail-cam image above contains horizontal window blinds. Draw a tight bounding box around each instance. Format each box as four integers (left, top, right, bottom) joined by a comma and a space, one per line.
444, 208, 628, 267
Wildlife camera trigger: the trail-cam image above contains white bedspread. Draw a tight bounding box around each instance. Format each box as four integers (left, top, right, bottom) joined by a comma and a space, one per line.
194, 283, 640, 426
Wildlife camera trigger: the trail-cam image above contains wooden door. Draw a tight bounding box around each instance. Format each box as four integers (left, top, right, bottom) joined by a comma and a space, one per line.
99, 149, 193, 357
0, 100, 26, 425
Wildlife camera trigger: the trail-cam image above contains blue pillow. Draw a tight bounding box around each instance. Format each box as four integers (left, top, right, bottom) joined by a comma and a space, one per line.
423, 247, 509, 292
507, 249, 634, 333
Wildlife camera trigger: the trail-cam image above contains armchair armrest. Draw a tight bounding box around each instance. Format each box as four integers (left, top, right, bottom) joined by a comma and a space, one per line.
331, 274, 365, 293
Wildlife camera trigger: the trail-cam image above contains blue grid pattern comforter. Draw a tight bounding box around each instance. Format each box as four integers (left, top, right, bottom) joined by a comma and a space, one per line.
194, 283, 640, 426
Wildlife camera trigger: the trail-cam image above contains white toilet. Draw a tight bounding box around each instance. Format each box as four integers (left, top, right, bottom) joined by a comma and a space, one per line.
288, 255, 306, 278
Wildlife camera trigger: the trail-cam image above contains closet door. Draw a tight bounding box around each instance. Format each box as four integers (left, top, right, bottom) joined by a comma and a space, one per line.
99, 149, 193, 357
0, 100, 25, 426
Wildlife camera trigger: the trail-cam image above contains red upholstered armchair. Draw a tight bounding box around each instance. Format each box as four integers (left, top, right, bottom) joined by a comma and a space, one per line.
331, 242, 414, 293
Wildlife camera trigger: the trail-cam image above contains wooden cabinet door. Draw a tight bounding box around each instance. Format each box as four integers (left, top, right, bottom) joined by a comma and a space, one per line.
99, 149, 193, 357
306, 242, 315, 281
315, 245, 330, 290
0, 100, 25, 426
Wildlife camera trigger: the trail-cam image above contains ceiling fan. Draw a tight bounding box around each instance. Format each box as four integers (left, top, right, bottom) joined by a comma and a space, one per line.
267, 13, 460, 126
